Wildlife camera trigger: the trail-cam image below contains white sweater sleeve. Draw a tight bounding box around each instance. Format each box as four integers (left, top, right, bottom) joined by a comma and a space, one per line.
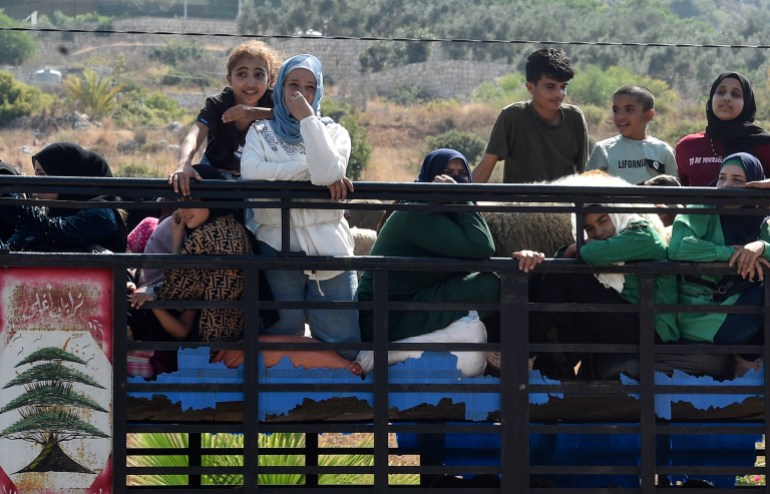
300, 116, 351, 186
241, 122, 309, 181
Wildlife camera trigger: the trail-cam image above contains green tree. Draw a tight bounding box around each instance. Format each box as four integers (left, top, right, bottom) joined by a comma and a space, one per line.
322, 100, 371, 181
359, 43, 392, 74
205, 0, 239, 19
472, 72, 529, 110
63, 68, 124, 119
402, 35, 431, 64
567, 65, 679, 114
0, 347, 108, 474
0, 72, 52, 127
0, 11, 36, 65
124, 0, 178, 16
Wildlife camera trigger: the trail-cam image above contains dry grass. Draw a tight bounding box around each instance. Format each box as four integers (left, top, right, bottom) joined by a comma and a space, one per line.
0, 122, 181, 178
1, 95, 499, 182
359, 98, 498, 182
0, 129, 37, 175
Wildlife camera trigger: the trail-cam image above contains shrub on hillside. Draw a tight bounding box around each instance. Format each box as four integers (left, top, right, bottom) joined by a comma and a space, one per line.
0, 72, 53, 127
359, 43, 391, 74
359, 29, 431, 75
150, 40, 204, 67
567, 65, 679, 114
322, 100, 371, 181
580, 104, 608, 133
472, 73, 529, 110
386, 85, 430, 106
425, 130, 486, 165
37, 10, 113, 39
112, 88, 189, 128
472, 66, 678, 118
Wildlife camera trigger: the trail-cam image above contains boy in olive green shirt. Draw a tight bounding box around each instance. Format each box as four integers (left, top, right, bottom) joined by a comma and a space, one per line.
472, 47, 589, 184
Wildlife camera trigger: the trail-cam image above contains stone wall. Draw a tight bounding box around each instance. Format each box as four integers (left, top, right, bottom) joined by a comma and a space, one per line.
26, 17, 515, 110
369, 60, 513, 101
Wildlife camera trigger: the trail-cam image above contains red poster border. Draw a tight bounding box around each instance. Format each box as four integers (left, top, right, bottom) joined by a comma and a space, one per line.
0, 267, 114, 494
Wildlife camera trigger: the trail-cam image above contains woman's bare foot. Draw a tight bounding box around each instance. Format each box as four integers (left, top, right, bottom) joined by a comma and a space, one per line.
734, 355, 763, 378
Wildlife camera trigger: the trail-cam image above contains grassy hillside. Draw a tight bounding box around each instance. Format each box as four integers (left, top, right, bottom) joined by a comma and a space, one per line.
3, 1, 770, 183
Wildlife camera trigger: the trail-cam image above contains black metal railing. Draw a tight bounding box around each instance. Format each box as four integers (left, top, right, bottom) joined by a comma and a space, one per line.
0, 176, 768, 493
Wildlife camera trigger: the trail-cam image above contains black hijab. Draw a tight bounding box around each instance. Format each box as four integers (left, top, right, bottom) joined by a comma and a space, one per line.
705, 72, 770, 155
32, 142, 116, 216
718, 152, 766, 246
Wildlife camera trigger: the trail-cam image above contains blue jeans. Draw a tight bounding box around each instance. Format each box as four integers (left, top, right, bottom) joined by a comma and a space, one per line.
259, 242, 361, 359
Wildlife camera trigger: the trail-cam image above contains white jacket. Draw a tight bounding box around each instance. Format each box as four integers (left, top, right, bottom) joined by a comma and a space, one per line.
241, 116, 354, 279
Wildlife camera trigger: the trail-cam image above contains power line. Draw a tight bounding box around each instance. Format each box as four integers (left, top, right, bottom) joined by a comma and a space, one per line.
2, 26, 769, 50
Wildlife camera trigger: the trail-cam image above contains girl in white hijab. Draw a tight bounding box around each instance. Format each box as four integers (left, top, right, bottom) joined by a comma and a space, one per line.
530, 202, 678, 379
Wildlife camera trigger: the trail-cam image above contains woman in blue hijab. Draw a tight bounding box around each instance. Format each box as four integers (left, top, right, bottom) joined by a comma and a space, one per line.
669, 152, 770, 376
240, 54, 360, 360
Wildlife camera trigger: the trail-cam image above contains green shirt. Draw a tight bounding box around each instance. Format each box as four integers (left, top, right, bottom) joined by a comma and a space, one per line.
578, 219, 679, 343
486, 101, 589, 183
668, 206, 770, 342
357, 208, 499, 342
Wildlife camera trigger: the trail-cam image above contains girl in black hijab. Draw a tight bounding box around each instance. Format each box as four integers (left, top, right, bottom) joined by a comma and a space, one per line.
675, 72, 770, 185
0, 142, 127, 252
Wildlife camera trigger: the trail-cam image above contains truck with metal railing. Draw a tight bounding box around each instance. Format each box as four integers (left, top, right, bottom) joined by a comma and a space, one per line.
0, 175, 767, 492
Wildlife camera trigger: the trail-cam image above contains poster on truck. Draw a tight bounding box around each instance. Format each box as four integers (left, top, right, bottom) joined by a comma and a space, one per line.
0, 268, 113, 494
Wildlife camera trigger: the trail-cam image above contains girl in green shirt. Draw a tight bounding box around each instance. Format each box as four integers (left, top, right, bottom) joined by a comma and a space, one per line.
531, 197, 676, 379
668, 152, 770, 376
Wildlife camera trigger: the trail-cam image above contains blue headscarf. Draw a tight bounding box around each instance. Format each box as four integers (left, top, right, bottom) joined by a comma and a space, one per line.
718, 151, 765, 183
271, 54, 325, 145
416, 148, 473, 183
718, 152, 766, 245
